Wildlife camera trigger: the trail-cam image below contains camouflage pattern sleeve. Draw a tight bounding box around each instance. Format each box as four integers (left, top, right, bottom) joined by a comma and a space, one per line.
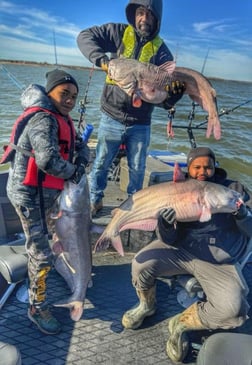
28, 113, 75, 180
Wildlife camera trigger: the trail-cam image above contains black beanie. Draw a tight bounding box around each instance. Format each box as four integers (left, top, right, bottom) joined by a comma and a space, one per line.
45, 69, 79, 93
187, 147, 216, 167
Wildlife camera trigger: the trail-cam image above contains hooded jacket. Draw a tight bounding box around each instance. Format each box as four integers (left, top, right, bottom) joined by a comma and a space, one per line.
77, 0, 173, 125
157, 167, 252, 264
5, 84, 87, 208
125, 0, 163, 38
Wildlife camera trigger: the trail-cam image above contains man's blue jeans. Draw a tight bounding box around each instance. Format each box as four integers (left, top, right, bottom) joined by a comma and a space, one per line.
90, 113, 150, 204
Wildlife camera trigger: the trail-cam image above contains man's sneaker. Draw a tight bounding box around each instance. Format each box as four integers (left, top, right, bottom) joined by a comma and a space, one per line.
91, 200, 103, 217
28, 305, 62, 335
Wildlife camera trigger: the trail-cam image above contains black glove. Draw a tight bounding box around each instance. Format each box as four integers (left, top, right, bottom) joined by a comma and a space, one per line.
70, 157, 86, 184
167, 81, 186, 96
163, 81, 186, 109
233, 204, 248, 220
159, 208, 176, 228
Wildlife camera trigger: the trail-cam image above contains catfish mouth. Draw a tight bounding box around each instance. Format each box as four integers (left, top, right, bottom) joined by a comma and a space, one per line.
236, 198, 244, 209
223, 194, 242, 212
204, 185, 242, 213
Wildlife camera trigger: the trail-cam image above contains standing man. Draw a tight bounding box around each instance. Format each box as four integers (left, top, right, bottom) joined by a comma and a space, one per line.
1, 69, 89, 335
77, 0, 185, 216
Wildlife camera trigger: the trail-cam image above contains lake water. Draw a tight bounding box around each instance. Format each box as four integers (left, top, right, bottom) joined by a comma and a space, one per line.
0, 63, 252, 190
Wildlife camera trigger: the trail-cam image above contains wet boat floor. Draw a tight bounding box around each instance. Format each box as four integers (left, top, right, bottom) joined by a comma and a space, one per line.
1, 180, 252, 365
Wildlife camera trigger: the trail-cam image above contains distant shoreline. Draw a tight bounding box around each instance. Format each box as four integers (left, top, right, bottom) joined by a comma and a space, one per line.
1, 59, 251, 83
0, 59, 95, 71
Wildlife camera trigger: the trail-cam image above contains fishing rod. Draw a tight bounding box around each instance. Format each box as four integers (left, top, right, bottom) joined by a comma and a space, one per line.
170, 98, 252, 148
1, 63, 95, 142
167, 48, 211, 147
196, 98, 252, 128
77, 65, 95, 142
219, 98, 252, 116
0, 64, 26, 91
186, 103, 197, 148
201, 48, 210, 75
188, 49, 252, 130
186, 48, 209, 147
172, 98, 252, 130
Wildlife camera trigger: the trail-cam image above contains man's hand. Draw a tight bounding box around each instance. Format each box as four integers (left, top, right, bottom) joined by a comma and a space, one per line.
159, 208, 176, 227
166, 81, 186, 96
163, 81, 186, 109
99, 56, 109, 73
233, 203, 248, 220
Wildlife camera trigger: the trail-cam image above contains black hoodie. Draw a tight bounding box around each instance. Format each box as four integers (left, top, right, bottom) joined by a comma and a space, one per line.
77, 0, 173, 125
125, 0, 163, 38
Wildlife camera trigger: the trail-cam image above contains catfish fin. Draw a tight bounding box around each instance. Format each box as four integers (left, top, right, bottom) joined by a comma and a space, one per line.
213, 124, 221, 140
111, 236, 125, 257
94, 233, 124, 256
199, 206, 212, 222
53, 299, 83, 321
173, 162, 186, 182
159, 61, 176, 75
119, 218, 157, 232
111, 207, 120, 217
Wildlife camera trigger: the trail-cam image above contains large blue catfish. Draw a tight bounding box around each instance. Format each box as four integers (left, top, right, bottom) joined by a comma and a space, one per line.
108, 58, 221, 140
94, 174, 242, 257
51, 174, 92, 321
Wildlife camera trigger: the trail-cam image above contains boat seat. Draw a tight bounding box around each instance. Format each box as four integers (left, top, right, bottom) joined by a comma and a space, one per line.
0, 244, 28, 284
0, 171, 23, 240
175, 237, 252, 308
0, 244, 28, 310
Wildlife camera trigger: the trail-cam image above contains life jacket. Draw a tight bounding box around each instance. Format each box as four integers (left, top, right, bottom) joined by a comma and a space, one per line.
106, 24, 163, 85
0, 106, 75, 190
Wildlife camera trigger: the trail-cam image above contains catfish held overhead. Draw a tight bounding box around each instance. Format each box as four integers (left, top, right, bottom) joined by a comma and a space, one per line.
94, 179, 242, 256
107, 59, 221, 140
